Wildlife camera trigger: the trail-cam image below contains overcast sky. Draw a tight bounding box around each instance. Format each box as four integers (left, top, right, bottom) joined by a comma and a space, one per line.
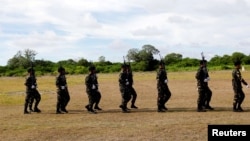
1, 0, 250, 65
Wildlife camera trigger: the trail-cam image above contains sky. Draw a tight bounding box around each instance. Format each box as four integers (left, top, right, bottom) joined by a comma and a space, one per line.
1, 0, 250, 66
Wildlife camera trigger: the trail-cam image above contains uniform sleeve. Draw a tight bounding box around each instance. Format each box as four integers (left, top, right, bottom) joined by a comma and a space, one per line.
119, 73, 126, 86
195, 68, 202, 80
242, 78, 248, 85
85, 75, 92, 89
56, 76, 60, 88
157, 70, 167, 84
25, 77, 32, 89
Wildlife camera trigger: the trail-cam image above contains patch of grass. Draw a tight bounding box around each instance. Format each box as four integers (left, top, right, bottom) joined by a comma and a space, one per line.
0, 93, 24, 105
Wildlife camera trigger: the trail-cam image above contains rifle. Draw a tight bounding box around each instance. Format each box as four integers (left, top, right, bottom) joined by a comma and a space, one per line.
159, 53, 165, 70
29, 61, 35, 74
201, 52, 207, 69
201, 52, 209, 79
123, 56, 131, 72
123, 56, 127, 66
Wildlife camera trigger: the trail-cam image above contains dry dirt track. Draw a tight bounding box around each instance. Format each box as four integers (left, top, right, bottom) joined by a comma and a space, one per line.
1, 71, 250, 141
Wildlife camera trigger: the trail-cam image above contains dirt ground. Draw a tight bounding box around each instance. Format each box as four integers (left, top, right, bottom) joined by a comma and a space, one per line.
1, 71, 250, 141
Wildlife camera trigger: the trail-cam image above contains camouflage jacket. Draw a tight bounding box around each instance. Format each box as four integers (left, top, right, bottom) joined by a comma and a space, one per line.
195, 67, 209, 88
25, 75, 37, 91
119, 71, 130, 89
232, 68, 247, 89
56, 74, 68, 91
85, 73, 98, 91
157, 68, 168, 88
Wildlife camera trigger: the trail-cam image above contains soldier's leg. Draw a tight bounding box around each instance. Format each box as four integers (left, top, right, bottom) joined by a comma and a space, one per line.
86, 91, 96, 113
237, 90, 245, 111
24, 93, 31, 114
56, 92, 63, 114
204, 87, 213, 110
197, 89, 206, 112
65, 91, 70, 108
163, 86, 171, 107
233, 93, 239, 112
34, 90, 41, 112
157, 88, 165, 112
85, 91, 91, 111
119, 88, 129, 112
94, 91, 102, 110
122, 90, 131, 112
29, 95, 34, 112
130, 87, 138, 108
61, 91, 70, 113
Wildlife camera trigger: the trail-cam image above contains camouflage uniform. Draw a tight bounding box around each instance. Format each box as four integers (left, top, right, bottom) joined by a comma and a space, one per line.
119, 65, 131, 112
56, 67, 70, 114
85, 66, 102, 113
156, 64, 171, 112
232, 61, 248, 112
195, 60, 213, 112
127, 66, 138, 109
24, 68, 41, 114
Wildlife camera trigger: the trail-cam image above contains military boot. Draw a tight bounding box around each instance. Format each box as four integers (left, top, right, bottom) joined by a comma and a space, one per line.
56, 109, 63, 114
94, 105, 102, 110
237, 103, 244, 112
88, 104, 96, 114
233, 102, 238, 112
34, 107, 41, 113
119, 105, 129, 113
131, 104, 138, 109
85, 105, 90, 111
24, 104, 30, 114
197, 104, 206, 112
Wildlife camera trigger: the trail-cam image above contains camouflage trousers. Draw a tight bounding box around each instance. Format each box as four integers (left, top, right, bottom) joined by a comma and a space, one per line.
157, 85, 171, 109
233, 88, 245, 108
120, 87, 131, 109
27, 89, 41, 111
86, 89, 101, 109
57, 89, 70, 111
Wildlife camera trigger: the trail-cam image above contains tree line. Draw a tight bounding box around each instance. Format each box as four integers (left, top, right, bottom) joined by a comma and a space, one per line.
0, 45, 250, 76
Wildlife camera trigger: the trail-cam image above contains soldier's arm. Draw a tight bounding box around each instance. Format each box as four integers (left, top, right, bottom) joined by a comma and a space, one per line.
241, 78, 248, 86
119, 73, 126, 85
158, 71, 166, 85
56, 76, 60, 88
195, 68, 203, 82
85, 75, 92, 89
25, 77, 32, 89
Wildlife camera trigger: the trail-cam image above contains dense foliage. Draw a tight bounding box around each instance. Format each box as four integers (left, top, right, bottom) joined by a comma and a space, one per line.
1, 47, 250, 76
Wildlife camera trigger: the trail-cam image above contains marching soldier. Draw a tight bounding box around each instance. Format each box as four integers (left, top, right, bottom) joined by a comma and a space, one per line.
56, 66, 70, 114
85, 66, 102, 114
195, 60, 213, 112
24, 67, 41, 114
232, 60, 249, 112
119, 64, 131, 113
156, 61, 171, 112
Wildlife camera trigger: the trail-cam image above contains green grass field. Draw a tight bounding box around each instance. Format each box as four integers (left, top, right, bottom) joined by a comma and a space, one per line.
1, 71, 250, 141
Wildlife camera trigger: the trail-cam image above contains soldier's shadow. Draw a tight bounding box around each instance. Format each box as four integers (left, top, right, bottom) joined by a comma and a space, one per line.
46, 107, 250, 114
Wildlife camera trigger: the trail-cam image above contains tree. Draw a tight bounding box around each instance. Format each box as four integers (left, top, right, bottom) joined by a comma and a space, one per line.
7, 49, 37, 69
142, 44, 159, 54
127, 45, 159, 62
164, 53, 183, 65
127, 48, 140, 62
98, 56, 106, 63
231, 52, 246, 64
24, 49, 37, 63
126, 44, 159, 71
77, 58, 89, 66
